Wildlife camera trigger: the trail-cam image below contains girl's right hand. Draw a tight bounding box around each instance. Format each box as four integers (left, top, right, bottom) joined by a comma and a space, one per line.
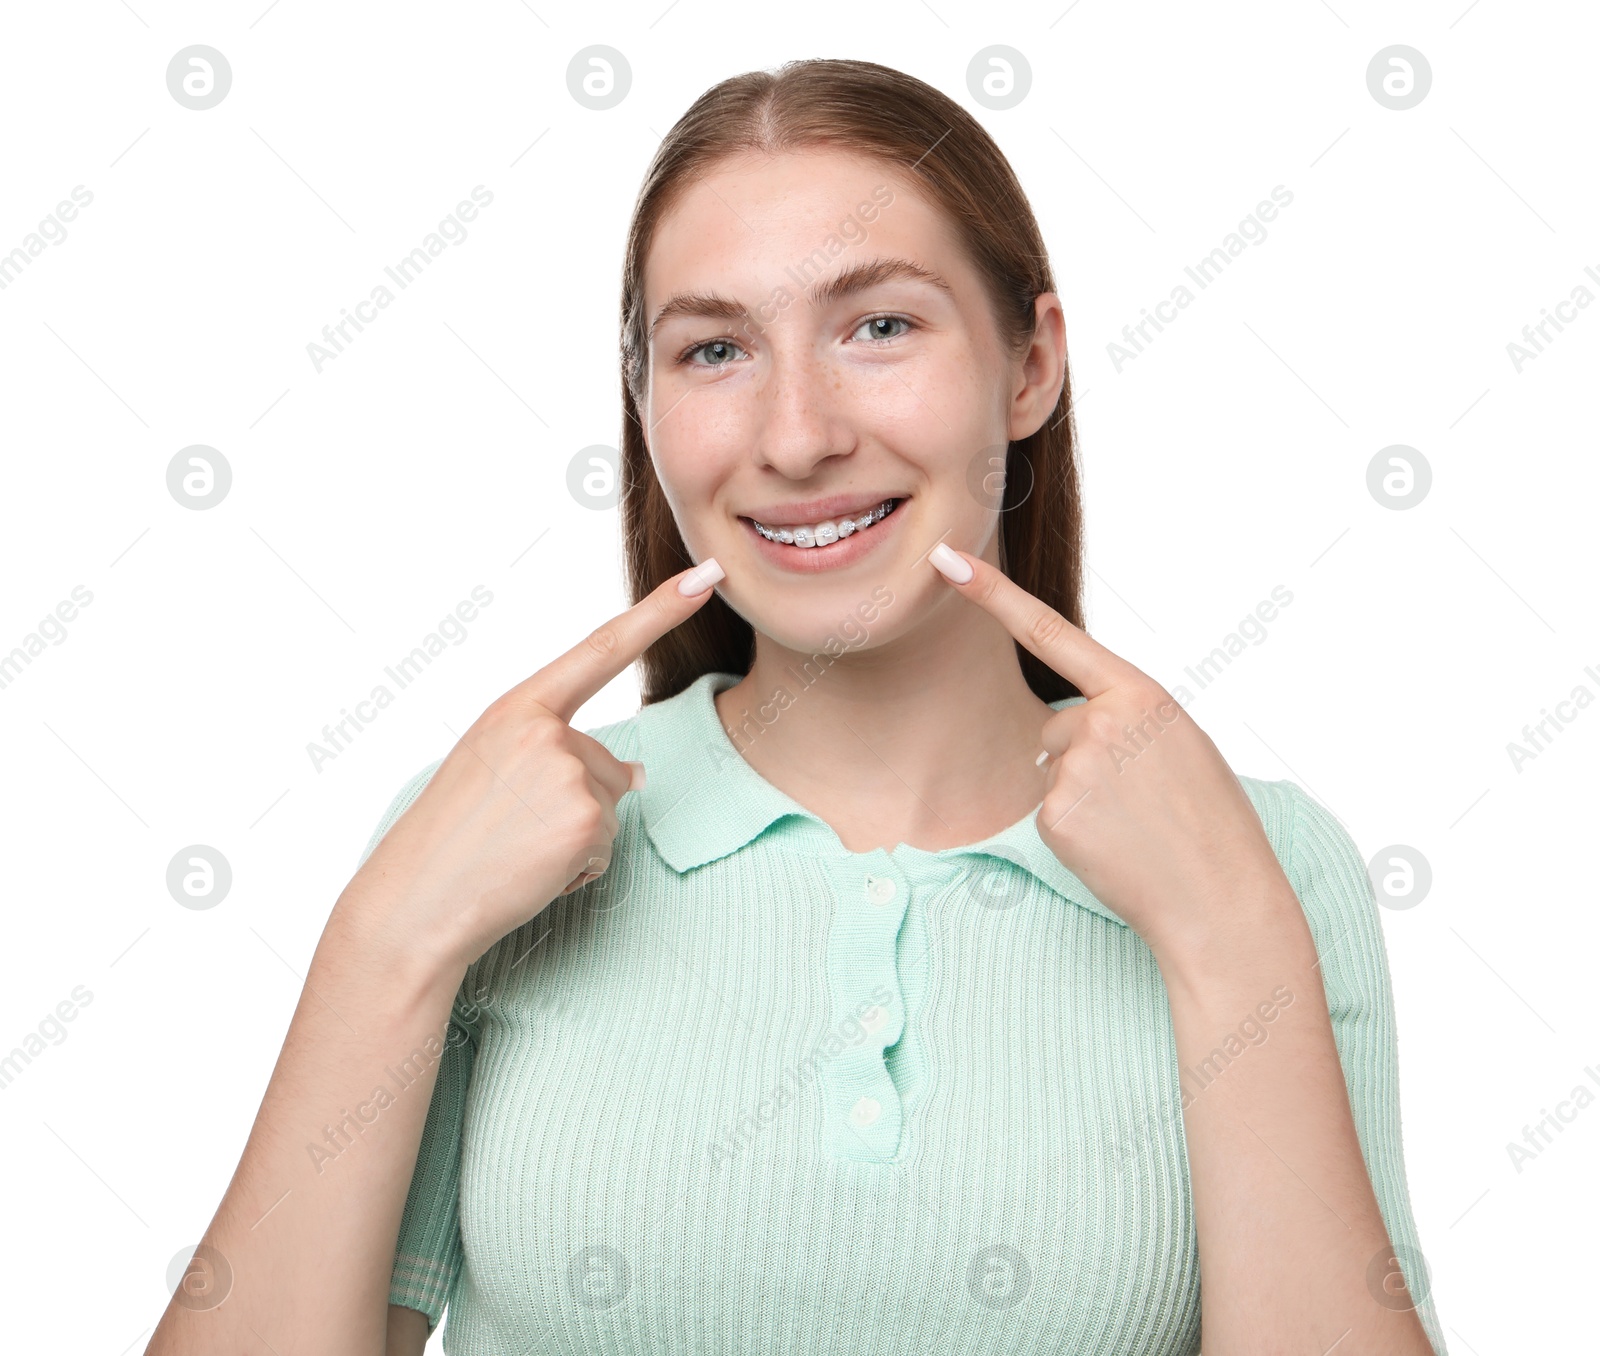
346, 559, 725, 972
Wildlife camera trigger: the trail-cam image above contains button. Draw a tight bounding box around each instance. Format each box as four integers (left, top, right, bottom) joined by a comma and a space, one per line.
865, 875, 898, 905
850, 1096, 882, 1127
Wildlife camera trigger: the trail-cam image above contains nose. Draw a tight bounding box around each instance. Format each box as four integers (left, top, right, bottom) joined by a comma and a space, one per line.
750, 347, 856, 479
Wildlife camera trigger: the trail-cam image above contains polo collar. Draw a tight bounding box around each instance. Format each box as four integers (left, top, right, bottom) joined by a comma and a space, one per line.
636, 670, 1129, 930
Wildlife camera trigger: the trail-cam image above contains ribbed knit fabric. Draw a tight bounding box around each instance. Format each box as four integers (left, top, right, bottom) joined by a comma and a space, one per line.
362, 670, 1445, 1354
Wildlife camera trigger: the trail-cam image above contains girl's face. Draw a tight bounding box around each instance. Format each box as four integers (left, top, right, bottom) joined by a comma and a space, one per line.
641, 148, 1062, 655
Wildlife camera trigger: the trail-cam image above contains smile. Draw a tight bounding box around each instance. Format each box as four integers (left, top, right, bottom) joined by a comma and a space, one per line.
747, 497, 903, 548
738, 496, 908, 574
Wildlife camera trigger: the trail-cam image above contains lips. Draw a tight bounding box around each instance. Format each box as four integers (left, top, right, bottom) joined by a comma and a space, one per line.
741, 493, 909, 530
748, 497, 901, 548
738, 493, 908, 571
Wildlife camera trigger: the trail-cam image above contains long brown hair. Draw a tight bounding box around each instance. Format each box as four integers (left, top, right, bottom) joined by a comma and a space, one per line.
619, 58, 1085, 706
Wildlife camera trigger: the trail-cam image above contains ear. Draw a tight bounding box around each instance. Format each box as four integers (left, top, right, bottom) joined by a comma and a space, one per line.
1007, 292, 1068, 442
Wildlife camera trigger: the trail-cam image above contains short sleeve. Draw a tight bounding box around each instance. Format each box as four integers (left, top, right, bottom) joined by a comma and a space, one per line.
388, 986, 479, 1330
1281, 782, 1447, 1355
358, 761, 480, 1334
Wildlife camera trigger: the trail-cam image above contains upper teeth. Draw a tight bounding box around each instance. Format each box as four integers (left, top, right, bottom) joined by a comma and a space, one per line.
751, 499, 899, 547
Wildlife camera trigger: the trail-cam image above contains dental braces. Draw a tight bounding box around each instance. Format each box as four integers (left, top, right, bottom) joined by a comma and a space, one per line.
751, 498, 899, 547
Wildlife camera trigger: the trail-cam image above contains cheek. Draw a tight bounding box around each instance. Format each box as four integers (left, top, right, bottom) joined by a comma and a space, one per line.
859, 346, 995, 429
650, 434, 741, 549
868, 364, 1001, 491
652, 406, 754, 515
652, 443, 715, 521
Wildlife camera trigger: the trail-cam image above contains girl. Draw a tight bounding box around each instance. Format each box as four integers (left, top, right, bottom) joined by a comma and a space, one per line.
150, 58, 1444, 1356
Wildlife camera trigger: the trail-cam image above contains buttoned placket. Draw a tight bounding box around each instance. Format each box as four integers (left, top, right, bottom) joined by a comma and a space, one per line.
818, 849, 915, 1164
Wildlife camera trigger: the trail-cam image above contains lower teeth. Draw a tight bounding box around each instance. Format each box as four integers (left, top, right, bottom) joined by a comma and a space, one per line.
752, 499, 899, 548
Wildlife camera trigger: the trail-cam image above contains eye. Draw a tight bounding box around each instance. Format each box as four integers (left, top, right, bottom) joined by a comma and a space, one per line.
851, 314, 916, 343
677, 338, 748, 368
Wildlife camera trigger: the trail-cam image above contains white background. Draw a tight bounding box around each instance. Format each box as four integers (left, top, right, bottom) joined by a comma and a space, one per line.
1, 1, 1594, 1351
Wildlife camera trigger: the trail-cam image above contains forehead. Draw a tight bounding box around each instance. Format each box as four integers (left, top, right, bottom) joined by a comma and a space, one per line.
644, 149, 967, 307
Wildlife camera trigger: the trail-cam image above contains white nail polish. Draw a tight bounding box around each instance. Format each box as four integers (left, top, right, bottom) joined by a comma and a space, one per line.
929, 542, 973, 584
678, 557, 725, 596
1034, 749, 1050, 767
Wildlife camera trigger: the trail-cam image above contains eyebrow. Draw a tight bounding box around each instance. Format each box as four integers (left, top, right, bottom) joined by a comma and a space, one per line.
647, 256, 955, 340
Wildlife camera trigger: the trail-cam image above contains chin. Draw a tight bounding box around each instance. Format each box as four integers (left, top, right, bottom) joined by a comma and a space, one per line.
717, 576, 904, 663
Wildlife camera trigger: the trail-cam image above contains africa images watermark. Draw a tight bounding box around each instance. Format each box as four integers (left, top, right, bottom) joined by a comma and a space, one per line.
1169, 585, 1295, 705
304, 1013, 469, 1174
0, 985, 95, 1092
1505, 1062, 1600, 1175
1176, 984, 1297, 1108
711, 183, 898, 353
705, 985, 896, 1166
714, 583, 896, 764
1504, 261, 1600, 374
0, 585, 95, 694
1104, 585, 1296, 768
306, 585, 495, 772
1505, 661, 1600, 772
1076, 985, 1300, 1195
0, 185, 94, 292
1107, 185, 1295, 372
305, 185, 494, 373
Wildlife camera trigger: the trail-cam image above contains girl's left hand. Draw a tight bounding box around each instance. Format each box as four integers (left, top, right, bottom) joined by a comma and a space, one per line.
932, 545, 1296, 963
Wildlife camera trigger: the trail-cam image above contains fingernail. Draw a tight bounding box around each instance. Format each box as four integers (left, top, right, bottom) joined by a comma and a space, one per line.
678, 557, 725, 596
1034, 749, 1050, 767
626, 760, 647, 792
929, 543, 973, 584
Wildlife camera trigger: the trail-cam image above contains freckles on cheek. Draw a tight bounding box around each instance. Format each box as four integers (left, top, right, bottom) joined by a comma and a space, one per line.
708, 385, 759, 428
674, 400, 752, 454
839, 362, 916, 411
846, 364, 962, 436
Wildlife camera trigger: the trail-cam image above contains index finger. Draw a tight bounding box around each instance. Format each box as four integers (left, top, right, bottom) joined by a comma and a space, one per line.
927, 544, 1134, 700
512, 558, 725, 723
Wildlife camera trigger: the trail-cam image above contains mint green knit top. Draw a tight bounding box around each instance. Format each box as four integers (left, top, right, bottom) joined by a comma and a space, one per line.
362, 670, 1445, 1354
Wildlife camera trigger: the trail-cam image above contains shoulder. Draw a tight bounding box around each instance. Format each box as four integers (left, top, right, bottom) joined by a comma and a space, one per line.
1237, 775, 1391, 1004
1236, 776, 1369, 901
1237, 777, 1376, 936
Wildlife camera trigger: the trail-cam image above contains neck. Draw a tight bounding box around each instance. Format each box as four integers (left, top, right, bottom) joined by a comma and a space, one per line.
712, 549, 1057, 854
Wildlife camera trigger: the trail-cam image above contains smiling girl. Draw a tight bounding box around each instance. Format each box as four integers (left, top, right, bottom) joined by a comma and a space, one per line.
148, 59, 1444, 1356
